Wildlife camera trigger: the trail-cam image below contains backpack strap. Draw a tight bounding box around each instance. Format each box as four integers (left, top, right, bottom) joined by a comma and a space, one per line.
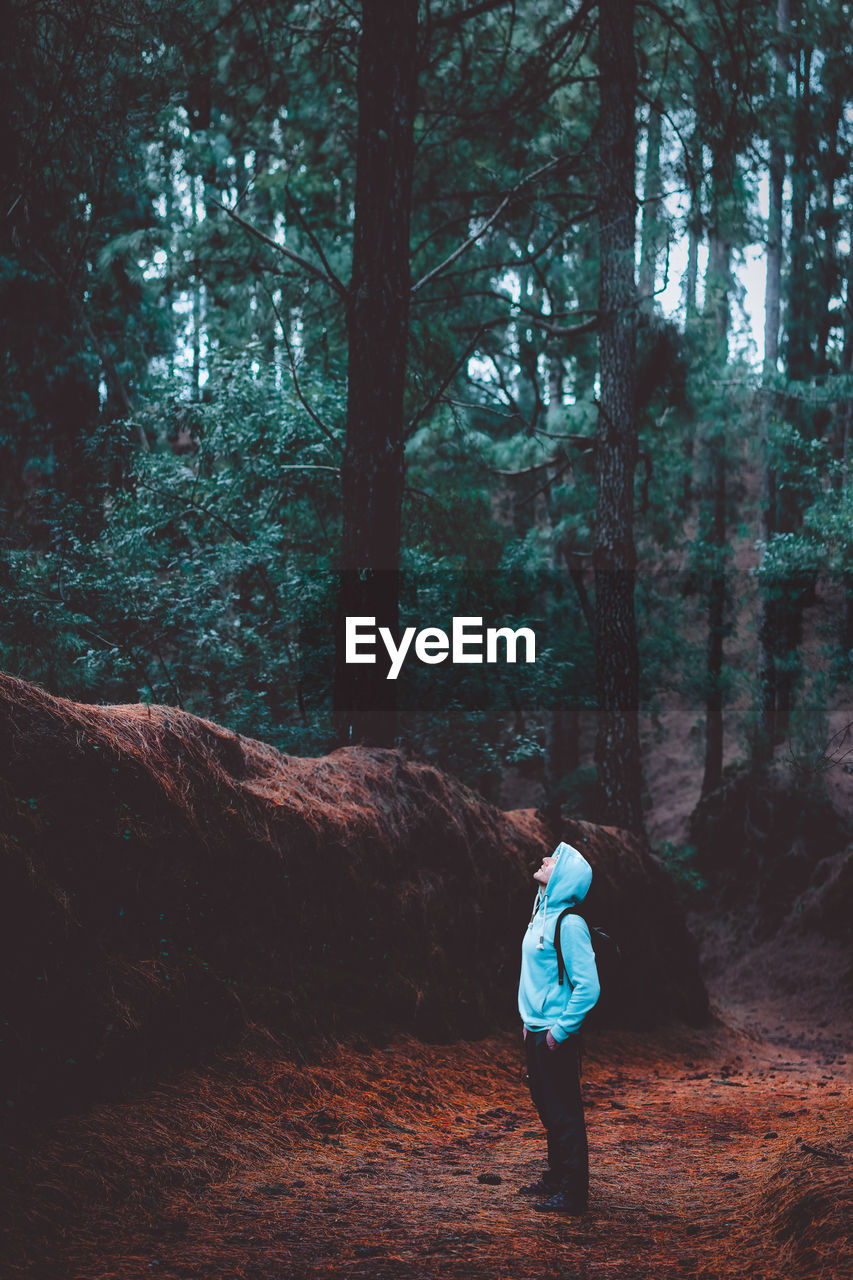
553, 906, 582, 986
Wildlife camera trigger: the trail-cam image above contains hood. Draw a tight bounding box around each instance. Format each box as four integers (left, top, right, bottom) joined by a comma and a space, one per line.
540, 841, 592, 909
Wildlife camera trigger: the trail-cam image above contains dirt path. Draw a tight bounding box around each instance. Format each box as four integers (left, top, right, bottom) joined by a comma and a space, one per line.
6, 1014, 850, 1280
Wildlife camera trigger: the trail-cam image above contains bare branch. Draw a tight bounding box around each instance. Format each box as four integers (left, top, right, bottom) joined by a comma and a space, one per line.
428, 0, 511, 29
411, 154, 572, 295
418, 211, 595, 286
210, 198, 347, 299
454, 310, 599, 338
518, 457, 573, 503
284, 183, 347, 296
534, 428, 596, 443
135, 477, 250, 546
446, 397, 516, 418
522, 312, 599, 338
491, 456, 562, 477
406, 325, 491, 435
479, 352, 530, 429
261, 283, 343, 450
276, 464, 340, 473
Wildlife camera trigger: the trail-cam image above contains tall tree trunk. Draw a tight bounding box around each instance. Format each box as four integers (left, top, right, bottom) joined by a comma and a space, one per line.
253, 148, 279, 367
192, 176, 203, 402
638, 104, 663, 311
683, 132, 702, 325
547, 279, 565, 411
773, 44, 814, 740
755, 0, 789, 763
699, 204, 732, 798
841, 245, 853, 486
594, 0, 644, 834
763, 0, 787, 382
681, 131, 702, 510
333, 0, 418, 745
701, 433, 727, 795
786, 45, 813, 384
815, 104, 842, 373
840, 235, 853, 656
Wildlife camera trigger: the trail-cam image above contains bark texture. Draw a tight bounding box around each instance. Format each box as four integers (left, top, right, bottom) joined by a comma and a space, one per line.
594, 0, 644, 834
334, 0, 419, 745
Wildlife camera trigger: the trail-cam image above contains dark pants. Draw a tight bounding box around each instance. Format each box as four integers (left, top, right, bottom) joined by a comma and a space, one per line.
524, 1029, 588, 1205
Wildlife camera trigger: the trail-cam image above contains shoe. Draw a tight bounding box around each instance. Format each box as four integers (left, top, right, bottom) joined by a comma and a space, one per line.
518, 1178, 557, 1197
533, 1191, 588, 1216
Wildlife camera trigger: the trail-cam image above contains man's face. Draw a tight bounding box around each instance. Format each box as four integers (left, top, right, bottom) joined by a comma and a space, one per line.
533, 853, 557, 887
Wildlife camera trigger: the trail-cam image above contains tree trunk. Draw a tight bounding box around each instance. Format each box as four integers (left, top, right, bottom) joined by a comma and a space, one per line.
594, 0, 644, 834
763, 0, 787, 384
841, 245, 853, 489
333, 0, 418, 746
815, 105, 842, 373
683, 132, 702, 325
638, 104, 663, 311
786, 45, 813, 384
755, 0, 789, 764
702, 435, 726, 795
192, 175, 203, 402
772, 44, 814, 741
699, 196, 732, 797
681, 131, 702, 510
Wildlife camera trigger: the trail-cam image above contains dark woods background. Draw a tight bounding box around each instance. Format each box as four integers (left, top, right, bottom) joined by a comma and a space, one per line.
2, 0, 852, 844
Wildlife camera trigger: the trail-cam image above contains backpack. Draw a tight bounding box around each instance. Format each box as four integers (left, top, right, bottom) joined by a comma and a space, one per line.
553, 907, 621, 1006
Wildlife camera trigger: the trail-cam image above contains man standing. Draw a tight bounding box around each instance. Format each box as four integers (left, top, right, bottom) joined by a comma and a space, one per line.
518, 841, 600, 1215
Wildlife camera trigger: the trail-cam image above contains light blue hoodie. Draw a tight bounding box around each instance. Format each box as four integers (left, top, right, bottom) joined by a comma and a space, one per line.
518, 841, 600, 1042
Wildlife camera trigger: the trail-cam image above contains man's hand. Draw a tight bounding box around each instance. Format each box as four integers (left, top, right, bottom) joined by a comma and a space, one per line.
545, 1030, 558, 1050
523, 1026, 528, 1040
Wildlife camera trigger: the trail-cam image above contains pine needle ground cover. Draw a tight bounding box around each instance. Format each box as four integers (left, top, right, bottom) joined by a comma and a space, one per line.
2, 1023, 850, 1280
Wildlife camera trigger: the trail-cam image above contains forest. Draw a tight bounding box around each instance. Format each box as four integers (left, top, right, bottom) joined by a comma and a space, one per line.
3, 0, 851, 815
1, 2, 852, 1279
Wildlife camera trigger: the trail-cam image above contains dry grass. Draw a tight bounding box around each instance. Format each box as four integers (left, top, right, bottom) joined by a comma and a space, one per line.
719, 1124, 853, 1280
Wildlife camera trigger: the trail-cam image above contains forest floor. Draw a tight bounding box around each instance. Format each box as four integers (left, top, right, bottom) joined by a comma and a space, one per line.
5, 972, 851, 1280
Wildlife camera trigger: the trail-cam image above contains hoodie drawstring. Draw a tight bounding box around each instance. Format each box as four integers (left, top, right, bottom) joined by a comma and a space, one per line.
527, 892, 546, 948
537, 894, 548, 949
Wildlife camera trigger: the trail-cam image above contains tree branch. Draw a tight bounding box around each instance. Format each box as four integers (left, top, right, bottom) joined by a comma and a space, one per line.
428, 0, 511, 29
454, 310, 599, 338
491, 456, 562, 477
518, 457, 573, 504
411, 154, 572, 295
261, 283, 343, 450
406, 325, 491, 435
284, 183, 347, 296
209, 198, 347, 299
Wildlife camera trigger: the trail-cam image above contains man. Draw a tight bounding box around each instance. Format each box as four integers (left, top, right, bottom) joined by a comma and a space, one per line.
518, 841, 600, 1215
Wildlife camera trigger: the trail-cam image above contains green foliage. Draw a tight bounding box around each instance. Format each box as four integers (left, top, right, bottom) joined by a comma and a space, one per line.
2, 354, 343, 752
770, 418, 839, 511
758, 425, 851, 592
655, 842, 707, 901
2, 0, 852, 808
